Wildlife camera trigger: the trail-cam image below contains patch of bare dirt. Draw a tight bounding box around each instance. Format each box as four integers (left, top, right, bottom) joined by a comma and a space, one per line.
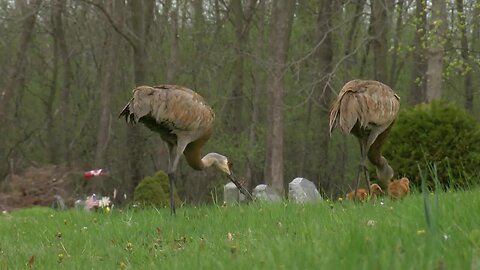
0, 165, 83, 212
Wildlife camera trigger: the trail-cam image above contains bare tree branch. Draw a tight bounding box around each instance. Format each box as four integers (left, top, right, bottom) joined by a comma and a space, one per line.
79, 0, 138, 48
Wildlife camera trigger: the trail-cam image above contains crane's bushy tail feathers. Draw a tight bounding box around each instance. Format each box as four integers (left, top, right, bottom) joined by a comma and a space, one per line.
329, 100, 340, 135
329, 90, 358, 135
119, 100, 136, 125
338, 93, 359, 133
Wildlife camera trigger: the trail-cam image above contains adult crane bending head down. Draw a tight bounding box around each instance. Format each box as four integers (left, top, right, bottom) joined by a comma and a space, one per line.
329, 79, 400, 194
120, 85, 251, 214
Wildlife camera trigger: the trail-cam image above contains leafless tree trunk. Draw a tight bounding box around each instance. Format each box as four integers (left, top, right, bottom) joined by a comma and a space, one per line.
166, 5, 179, 83
94, 1, 122, 170
473, 1, 480, 97
150, 0, 177, 179
45, 0, 72, 166
426, 0, 446, 102
342, 0, 366, 81
264, 0, 296, 195
315, 0, 335, 193
191, 0, 205, 86
130, 1, 147, 85
298, 100, 312, 177
344, 0, 366, 60
127, 0, 155, 191
408, 0, 427, 105
370, 0, 392, 84
214, 0, 222, 34
230, 0, 246, 132
246, 0, 266, 189
222, 0, 257, 133
0, 0, 42, 119
456, 0, 473, 112
46, 1, 61, 164
53, 0, 73, 167
389, 0, 404, 88
89, 0, 155, 192
0, 0, 42, 177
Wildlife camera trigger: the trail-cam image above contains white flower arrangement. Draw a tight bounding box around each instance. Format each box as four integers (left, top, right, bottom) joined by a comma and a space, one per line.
81, 194, 113, 212
98, 196, 111, 208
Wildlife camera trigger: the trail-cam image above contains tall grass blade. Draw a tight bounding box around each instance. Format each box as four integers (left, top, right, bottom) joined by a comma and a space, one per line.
418, 164, 432, 231
432, 163, 440, 231
425, 162, 441, 232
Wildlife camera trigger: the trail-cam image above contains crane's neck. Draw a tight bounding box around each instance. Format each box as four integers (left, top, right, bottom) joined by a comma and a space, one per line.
182, 134, 230, 175
182, 130, 212, 171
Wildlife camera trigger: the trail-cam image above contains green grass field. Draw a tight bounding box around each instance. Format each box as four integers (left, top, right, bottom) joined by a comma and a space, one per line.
1, 190, 479, 269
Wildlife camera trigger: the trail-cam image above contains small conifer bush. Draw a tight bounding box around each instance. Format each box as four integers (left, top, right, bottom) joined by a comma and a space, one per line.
133, 171, 181, 208
383, 100, 480, 188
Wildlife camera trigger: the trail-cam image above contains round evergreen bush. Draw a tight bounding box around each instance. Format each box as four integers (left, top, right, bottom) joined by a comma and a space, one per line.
133, 171, 181, 208
383, 100, 480, 189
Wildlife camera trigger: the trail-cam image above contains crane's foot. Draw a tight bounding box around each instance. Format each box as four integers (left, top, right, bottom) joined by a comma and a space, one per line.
352, 163, 369, 203
356, 163, 373, 193
352, 163, 374, 201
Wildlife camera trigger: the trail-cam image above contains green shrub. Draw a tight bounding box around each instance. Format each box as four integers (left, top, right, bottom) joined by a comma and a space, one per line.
383, 100, 480, 189
133, 171, 181, 208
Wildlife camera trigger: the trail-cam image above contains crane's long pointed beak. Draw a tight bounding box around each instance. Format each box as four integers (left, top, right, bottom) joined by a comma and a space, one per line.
227, 171, 253, 201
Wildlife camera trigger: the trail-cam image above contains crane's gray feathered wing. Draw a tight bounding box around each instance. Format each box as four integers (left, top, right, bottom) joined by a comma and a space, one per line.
329, 80, 400, 135
119, 85, 215, 133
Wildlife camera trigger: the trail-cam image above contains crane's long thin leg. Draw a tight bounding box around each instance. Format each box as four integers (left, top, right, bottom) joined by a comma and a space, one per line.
168, 173, 177, 215
167, 143, 177, 215
167, 140, 189, 216
363, 151, 371, 194
358, 140, 372, 196
354, 138, 367, 202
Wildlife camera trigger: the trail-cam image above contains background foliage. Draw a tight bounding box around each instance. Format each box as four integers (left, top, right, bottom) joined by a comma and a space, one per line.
1, 0, 480, 204
384, 100, 480, 188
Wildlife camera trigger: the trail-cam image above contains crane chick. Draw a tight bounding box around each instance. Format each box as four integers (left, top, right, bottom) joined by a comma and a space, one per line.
346, 183, 384, 202
388, 177, 410, 199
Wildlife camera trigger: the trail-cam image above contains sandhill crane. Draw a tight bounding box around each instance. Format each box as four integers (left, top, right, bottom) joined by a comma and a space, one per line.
329, 79, 400, 197
120, 85, 251, 215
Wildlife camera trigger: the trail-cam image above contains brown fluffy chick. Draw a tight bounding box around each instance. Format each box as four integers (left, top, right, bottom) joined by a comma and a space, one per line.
388, 177, 410, 199
346, 184, 384, 201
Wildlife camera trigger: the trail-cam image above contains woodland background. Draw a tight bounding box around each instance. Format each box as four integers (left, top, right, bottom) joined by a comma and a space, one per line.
0, 0, 479, 204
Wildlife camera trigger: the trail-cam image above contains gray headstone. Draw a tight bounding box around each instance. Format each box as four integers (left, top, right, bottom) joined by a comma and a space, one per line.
51, 195, 66, 210
253, 184, 282, 202
288, 177, 322, 203
223, 182, 240, 205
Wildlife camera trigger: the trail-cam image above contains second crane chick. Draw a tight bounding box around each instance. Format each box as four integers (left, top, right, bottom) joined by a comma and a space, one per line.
388, 177, 410, 199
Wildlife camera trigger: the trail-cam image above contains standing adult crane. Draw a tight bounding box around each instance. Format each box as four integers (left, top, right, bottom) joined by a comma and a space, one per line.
329, 79, 400, 196
120, 85, 251, 215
